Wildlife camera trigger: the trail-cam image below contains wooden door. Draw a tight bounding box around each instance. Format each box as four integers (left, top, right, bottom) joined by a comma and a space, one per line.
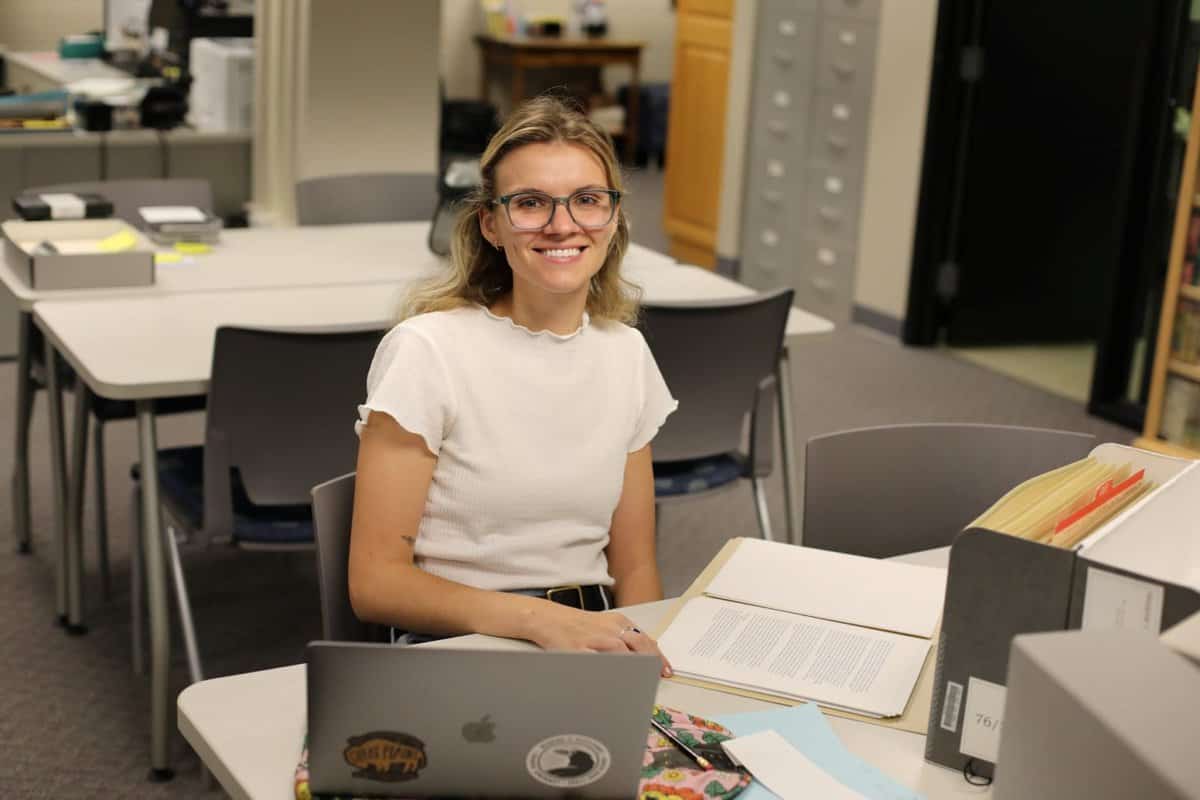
663, 0, 734, 269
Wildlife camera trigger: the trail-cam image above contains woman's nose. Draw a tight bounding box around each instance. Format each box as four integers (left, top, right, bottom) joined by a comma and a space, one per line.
544, 200, 581, 233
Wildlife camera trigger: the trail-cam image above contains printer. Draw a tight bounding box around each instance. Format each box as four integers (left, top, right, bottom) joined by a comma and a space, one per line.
187, 37, 254, 132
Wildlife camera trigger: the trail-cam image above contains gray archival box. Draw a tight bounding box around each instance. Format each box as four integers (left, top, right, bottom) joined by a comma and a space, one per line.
307, 642, 661, 798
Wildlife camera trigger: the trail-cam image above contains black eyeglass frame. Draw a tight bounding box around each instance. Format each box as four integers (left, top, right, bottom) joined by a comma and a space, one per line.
492, 189, 623, 230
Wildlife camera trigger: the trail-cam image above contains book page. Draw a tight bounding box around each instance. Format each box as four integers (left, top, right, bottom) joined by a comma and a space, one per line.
658, 597, 931, 718
703, 539, 946, 638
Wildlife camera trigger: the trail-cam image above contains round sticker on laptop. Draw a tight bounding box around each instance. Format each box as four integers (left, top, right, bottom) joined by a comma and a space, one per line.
526, 734, 611, 788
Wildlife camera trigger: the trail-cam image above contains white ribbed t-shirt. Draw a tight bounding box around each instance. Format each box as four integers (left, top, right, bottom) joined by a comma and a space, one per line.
355, 305, 678, 591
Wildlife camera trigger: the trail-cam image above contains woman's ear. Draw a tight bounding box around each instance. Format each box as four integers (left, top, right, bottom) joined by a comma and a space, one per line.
479, 207, 498, 248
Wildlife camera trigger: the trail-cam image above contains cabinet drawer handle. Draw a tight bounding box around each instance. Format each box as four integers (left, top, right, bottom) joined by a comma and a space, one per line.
839, 29, 858, 47
767, 159, 786, 178
762, 228, 780, 247
779, 19, 798, 36
758, 260, 779, 273
832, 62, 856, 79
763, 189, 783, 205
811, 276, 836, 293
824, 175, 844, 194
768, 119, 789, 136
826, 133, 849, 151
832, 103, 852, 121
774, 49, 795, 66
818, 206, 841, 222
817, 248, 838, 266
773, 90, 792, 109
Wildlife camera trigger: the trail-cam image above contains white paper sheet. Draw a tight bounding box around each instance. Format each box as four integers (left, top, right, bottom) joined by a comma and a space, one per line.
1081, 567, 1164, 633
139, 205, 207, 223
704, 540, 947, 638
722, 730, 868, 800
659, 596, 931, 718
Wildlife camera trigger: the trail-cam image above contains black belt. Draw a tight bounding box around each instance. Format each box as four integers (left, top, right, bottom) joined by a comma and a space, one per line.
539, 584, 614, 611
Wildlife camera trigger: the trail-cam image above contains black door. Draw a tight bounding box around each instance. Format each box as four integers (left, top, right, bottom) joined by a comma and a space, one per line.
906, 0, 1174, 347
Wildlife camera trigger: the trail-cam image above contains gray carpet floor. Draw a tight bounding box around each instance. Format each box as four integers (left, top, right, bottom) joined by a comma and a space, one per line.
0, 320, 1133, 798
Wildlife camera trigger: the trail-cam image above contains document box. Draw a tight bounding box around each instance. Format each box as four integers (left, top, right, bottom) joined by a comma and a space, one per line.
3, 219, 155, 290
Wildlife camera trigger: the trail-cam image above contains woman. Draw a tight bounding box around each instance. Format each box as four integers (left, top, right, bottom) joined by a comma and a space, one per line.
349, 95, 677, 675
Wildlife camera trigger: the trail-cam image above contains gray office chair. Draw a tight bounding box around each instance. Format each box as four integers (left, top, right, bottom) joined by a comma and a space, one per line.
311, 472, 390, 643
129, 325, 385, 681
18, 179, 215, 592
639, 289, 794, 542
294, 172, 438, 226
802, 423, 1097, 559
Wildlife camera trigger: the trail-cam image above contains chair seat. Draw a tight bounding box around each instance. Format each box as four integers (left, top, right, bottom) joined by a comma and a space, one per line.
131, 446, 313, 545
653, 454, 745, 497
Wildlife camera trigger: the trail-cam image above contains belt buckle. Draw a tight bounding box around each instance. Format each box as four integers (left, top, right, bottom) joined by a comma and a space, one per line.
546, 585, 585, 608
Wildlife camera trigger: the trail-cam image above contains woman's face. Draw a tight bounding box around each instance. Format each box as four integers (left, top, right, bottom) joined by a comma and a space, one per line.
480, 141, 618, 307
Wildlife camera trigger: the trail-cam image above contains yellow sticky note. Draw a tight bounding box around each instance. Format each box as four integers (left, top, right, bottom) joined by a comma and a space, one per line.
154, 252, 184, 265
173, 241, 212, 255
97, 229, 139, 253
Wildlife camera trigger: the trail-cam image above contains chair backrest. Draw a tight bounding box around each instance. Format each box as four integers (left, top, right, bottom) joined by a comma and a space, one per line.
639, 289, 793, 462
294, 172, 437, 226
311, 472, 387, 642
201, 325, 384, 538
802, 423, 1097, 558
23, 178, 214, 226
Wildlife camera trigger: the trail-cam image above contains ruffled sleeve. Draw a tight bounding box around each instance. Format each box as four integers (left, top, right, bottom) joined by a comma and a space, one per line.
629, 333, 679, 453
355, 325, 456, 455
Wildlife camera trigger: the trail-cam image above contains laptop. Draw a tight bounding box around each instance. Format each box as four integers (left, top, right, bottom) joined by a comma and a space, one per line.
306, 642, 662, 798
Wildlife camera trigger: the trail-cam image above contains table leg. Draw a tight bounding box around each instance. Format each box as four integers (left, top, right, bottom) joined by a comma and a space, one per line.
625, 56, 641, 165
479, 49, 489, 102
137, 400, 174, 781
511, 64, 526, 109
66, 383, 90, 633
43, 336, 69, 626
12, 311, 34, 554
776, 344, 802, 545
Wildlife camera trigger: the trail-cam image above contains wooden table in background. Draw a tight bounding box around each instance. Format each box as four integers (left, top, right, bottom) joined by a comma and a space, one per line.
474, 34, 644, 163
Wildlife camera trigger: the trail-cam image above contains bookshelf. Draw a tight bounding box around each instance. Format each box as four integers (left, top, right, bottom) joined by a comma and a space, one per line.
1138, 65, 1200, 458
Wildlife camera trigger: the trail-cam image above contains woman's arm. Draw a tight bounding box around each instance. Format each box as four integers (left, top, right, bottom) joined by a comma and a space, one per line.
349, 411, 660, 661
606, 444, 664, 607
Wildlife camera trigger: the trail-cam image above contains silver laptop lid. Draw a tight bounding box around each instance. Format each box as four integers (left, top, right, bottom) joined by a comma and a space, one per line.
306, 642, 661, 798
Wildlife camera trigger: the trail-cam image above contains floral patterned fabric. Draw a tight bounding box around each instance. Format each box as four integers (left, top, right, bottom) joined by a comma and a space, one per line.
294, 705, 750, 800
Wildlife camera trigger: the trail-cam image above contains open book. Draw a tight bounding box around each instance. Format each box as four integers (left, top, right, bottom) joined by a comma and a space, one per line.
657, 539, 947, 718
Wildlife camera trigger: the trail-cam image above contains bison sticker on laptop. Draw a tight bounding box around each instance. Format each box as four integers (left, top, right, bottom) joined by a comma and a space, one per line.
343, 731, 427, 782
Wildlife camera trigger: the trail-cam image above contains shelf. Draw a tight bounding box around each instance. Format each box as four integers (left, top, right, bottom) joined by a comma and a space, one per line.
1168, 358, 1200, 382
1134, 435, 1200, 459
1182, 284, 1200, 302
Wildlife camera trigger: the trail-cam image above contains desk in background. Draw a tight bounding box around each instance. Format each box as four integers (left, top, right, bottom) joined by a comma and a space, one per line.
2, 50, 133, 95
178, 549, 986, 800
0, 128, 253, 357
474, 34, 644, 162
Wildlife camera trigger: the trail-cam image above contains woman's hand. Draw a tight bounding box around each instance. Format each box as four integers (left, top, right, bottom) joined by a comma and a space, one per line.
525, 604, 673, 678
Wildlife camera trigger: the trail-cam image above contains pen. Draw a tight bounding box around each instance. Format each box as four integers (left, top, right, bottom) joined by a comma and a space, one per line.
650, 717, 713, 771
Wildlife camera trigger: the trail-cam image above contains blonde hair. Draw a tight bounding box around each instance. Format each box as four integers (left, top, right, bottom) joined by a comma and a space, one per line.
400, 94, 641, 324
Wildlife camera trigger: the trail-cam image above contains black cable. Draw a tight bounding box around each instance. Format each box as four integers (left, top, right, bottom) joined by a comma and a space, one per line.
962, 758, 993, 787
156, 128, 169, 178
98, 131, 108, 180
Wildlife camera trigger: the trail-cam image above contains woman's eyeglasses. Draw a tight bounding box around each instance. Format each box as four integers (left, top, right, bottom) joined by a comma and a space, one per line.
493, 189, 622, 230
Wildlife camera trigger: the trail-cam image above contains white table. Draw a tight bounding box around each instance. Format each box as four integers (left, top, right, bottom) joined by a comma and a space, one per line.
4, 221, 684, 609
26, 224, 832, 779
179, 549, 987, 799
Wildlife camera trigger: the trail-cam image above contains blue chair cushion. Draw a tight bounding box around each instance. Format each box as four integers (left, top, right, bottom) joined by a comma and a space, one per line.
131, 446, 313, 545
653, 454, 744, 497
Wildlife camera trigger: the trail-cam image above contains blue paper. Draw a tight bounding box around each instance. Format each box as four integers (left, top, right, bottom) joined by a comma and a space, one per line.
714, 703, 925, 800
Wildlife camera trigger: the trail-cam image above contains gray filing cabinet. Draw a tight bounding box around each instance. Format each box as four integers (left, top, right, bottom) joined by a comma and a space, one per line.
738, 0, 879, 323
